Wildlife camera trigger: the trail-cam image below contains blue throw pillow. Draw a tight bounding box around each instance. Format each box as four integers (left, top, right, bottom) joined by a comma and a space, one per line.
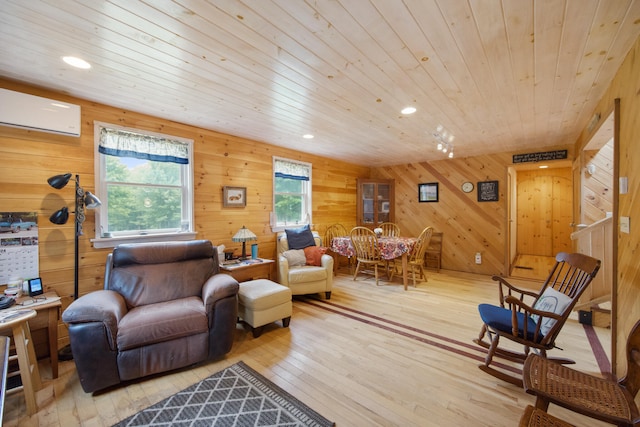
285, 225, 317, 250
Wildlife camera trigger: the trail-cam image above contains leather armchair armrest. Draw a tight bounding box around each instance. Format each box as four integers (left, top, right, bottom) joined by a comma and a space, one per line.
202, 274, 239, 358
321, 254, 334, 287
278, 255, 290, 286
202, 273, 239, 311
62, 290, 126, 349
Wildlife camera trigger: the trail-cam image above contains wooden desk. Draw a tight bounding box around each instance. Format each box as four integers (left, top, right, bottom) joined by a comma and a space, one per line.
220, 259, 275, 282
2, 291, 61, 379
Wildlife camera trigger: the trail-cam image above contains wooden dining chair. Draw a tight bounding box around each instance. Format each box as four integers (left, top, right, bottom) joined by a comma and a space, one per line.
325, 223, 347, 242
390, 226, 433, 287
474, 251, 601, 385
522, 318, 640, 427
350, 226, 383, 285
379, 222, 400, 237
325, 223, 351, 273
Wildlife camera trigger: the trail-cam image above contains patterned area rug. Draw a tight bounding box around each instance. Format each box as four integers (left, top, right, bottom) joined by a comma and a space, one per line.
113, 361, 335, 427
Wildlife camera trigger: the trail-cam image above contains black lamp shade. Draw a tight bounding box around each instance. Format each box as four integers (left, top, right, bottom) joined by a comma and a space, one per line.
47, 173, 73, 189
49, 207, 69, 224
83, 191, 102, 209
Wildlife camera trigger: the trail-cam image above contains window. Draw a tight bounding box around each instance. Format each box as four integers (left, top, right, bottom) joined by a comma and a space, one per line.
272, 157, 312, 230
93, 122, 194, 247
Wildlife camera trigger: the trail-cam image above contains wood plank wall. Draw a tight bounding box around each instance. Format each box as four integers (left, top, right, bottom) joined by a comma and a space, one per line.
373, 154, 512, 276
0, 78, 368, 349
583, 140, 614, 224
574, 34, 640, 375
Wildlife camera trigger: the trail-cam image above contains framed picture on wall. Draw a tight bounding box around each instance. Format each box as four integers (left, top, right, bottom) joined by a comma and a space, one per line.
418, 182, 439, 203
223, 186, 246, 207
477, 180, 499, 202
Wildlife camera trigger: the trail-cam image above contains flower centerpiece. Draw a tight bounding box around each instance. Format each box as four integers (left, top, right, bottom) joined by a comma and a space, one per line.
374, 227, 383, 237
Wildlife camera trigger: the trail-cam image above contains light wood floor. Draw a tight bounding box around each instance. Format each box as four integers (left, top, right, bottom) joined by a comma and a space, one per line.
3, 267, 612, 426
510, 254, 557, 281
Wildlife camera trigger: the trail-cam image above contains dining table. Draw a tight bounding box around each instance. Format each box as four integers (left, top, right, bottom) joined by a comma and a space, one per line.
331, 235, 418, 290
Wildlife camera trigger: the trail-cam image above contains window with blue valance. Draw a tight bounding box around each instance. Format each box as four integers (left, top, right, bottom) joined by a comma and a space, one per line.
272, 157, 312, 230
274, 158, 310, 181
94, 121, 194, 245
98, 127, 189, 164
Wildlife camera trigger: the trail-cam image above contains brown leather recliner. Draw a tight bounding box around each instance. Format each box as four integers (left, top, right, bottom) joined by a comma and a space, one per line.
62, 240, 239, 393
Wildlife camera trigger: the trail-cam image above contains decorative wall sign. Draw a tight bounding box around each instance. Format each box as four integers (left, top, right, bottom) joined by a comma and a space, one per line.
223, 186, 246, 207
418, 182, 439, 203
477, 181, 499, 202
512, 150, 567, 164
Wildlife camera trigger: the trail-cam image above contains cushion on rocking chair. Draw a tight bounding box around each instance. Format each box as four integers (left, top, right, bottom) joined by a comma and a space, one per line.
478, 304, 543, 343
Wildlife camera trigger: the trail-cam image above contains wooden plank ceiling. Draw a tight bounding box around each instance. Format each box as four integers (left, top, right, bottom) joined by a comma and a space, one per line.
1, 0, 639, 166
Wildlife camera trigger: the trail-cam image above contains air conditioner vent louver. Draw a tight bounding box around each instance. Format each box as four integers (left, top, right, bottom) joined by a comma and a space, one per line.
0, 88, 81, 137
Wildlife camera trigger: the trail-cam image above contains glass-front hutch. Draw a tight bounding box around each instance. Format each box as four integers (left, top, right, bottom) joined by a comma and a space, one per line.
356, 178, 395, 228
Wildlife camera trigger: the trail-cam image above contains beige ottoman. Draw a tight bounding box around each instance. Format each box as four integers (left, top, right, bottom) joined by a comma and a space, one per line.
238, 279, 292, 338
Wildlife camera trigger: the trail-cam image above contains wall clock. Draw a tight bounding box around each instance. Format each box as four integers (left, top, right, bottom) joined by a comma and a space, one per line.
461, 182, 474, 193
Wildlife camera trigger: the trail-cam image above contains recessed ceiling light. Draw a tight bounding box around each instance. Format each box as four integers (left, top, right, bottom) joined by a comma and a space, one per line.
62, 56, 91, 69
401, 106, 416, 115
303, 134, 314, 139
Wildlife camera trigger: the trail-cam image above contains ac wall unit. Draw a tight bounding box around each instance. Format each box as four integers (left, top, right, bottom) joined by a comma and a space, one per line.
0, 88, 81, 137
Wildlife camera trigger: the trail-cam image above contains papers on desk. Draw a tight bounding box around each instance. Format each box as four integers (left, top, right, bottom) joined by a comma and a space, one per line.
220, 258, 267, 270
6, 293, 61, 312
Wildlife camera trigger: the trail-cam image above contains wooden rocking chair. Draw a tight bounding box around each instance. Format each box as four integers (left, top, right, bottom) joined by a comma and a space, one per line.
474, 251, 601, 386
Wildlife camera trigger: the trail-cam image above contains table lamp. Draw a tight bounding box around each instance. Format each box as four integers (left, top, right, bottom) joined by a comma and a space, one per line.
232, 226, 257, 260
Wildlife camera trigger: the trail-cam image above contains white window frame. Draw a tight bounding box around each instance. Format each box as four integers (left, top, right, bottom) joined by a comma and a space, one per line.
92, 121, 195, 248
271, 156, 312, 233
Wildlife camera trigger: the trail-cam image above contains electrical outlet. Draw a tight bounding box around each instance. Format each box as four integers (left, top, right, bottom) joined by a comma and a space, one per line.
475, 252, 482, 264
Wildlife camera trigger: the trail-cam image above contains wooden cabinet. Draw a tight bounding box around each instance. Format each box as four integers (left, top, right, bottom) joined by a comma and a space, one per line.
357, 178, 395, 228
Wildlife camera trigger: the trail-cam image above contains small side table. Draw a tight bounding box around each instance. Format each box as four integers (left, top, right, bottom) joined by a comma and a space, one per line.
220, 259, 275, 282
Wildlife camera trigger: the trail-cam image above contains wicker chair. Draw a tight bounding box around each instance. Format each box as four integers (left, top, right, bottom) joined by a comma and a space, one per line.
379, 222, 400, 237
350, 226, 384, 285
522, 318, 640, 427
518, 405, 575, 427
474, 252, 601, 385
390, 226, 433, 287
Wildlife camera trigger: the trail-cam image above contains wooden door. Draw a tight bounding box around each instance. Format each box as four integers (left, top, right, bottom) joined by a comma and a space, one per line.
516, 168, 572, 257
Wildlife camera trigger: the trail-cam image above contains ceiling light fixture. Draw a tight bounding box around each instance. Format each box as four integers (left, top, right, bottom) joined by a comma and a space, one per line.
303, 134, 314, 139
62, 56, 91, 69
432, 125, 455, 158
401, 106, 417, 115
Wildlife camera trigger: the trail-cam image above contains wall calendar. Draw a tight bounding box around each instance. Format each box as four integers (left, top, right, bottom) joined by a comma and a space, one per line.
0, 212, 39, 285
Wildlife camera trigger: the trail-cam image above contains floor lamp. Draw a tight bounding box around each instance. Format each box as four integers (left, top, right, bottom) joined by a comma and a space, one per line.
48, 173, 102, 359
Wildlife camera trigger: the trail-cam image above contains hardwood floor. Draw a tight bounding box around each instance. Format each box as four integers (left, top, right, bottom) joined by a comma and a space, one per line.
3, 268, 612, 426
510, 254, 557, 282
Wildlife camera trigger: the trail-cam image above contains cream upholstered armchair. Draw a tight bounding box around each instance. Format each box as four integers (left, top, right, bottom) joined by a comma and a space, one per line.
277, 226, 334, 299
